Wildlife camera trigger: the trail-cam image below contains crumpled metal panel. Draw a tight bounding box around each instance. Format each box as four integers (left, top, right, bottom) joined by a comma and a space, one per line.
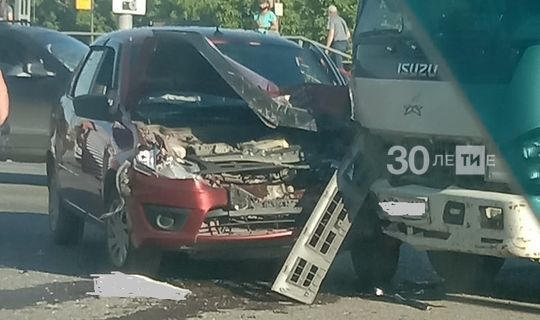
156, 30, 319, 132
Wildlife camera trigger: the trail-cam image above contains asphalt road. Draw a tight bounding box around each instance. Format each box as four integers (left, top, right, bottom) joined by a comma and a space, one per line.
1, 161, 540, 320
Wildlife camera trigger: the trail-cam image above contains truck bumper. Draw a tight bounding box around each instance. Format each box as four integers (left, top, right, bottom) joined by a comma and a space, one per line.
371, 179, 540, 260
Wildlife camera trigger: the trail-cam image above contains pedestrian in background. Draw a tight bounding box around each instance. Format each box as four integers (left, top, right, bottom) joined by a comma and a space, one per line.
0, 70, 9, 126
0, 0, 13, 21
325, 5, 351, 69
254, 0, 279, 35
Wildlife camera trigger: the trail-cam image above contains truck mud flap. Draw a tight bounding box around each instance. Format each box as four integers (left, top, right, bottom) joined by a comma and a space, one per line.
271, 171, 351, 304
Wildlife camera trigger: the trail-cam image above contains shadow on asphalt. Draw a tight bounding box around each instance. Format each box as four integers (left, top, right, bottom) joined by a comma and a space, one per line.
0, 172, 47, 186
0, 211, 110, 277
397, 258, 540, 308
1, 210, 540, 314
0, 281, 94, 310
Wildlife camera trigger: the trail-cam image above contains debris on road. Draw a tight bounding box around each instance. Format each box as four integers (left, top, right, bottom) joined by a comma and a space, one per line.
364, 288, 434, 311
391, 293, 432, 311
87, 272, 192, 301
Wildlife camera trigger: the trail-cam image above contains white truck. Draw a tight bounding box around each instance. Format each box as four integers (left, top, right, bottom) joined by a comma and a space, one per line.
273, 0, 540, 303
346, 0, 540, 285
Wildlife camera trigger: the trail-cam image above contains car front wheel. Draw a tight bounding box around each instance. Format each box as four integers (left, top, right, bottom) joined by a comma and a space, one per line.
105, 196, 162, 276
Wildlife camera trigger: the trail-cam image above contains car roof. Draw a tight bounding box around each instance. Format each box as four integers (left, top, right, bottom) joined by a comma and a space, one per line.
93, 26, 300, 49
0, 23, 66, 37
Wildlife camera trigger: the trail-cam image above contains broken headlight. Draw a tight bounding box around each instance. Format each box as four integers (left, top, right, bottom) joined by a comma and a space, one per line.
135, 149, 158, 170
133, 148, 201, 179
133, 148, 159, 175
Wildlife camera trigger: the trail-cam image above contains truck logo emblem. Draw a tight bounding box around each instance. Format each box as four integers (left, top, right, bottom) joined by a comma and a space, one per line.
398, 63, 438, 78
404, 104, 423, 116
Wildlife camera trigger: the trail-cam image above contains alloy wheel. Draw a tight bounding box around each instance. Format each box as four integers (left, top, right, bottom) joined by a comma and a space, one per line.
106, 200, 131, 268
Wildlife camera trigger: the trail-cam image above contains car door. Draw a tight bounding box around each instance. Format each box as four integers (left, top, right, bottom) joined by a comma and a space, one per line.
0, 30, 65, 160
57, 45, 119, 218
303, 42, 347, 85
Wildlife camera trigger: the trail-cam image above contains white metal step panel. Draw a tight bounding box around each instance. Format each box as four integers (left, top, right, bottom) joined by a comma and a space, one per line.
271, 171, 352, 304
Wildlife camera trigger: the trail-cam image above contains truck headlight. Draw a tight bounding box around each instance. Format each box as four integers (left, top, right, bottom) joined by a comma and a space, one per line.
521, 139, 540, 183
522, 139, 540, 160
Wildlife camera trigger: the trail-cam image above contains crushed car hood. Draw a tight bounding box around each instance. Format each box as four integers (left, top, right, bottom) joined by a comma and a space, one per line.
140, 30, 350, 132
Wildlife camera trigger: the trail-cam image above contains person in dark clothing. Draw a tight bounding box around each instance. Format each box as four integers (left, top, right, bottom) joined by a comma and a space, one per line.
325, 5, 351, 69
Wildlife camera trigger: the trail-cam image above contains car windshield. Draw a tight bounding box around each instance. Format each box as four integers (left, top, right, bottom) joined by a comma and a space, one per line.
126, 32, 339, 127
30, 31, 88, 71
132, 92, 257, 126
126, 33, 278, 126
214, 41, 335, 88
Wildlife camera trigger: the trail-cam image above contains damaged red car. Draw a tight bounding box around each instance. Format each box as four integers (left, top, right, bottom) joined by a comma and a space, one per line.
47, 27, 351, 274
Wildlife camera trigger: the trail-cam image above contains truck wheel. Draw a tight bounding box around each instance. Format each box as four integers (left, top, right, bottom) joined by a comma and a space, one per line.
428, 251, 504, 288
48, 171, 84, 245
351, 234, 401, 288
105, 196, 162, 276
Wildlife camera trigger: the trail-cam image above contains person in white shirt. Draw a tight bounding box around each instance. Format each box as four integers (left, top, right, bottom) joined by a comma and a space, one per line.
0, 0, 13, 21
325, 5, 351, 69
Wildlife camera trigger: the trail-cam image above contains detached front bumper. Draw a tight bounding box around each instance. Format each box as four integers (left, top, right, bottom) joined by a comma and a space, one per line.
125, 172, 296, 258
371, 179, 540, 260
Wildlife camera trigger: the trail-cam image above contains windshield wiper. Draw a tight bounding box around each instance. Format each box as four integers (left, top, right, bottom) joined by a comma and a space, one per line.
357, 16, 405, 37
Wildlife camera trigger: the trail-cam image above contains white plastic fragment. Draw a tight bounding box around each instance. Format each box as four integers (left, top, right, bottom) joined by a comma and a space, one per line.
87, 272, 191, 301
378, 201, 426, 217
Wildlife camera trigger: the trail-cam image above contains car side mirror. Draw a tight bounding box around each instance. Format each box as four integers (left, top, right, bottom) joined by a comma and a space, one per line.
73, 95, 112, 121
24, 62, 56, 78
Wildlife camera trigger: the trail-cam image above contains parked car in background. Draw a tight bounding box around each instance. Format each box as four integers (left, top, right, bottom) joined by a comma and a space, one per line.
48, 27, 351, 274
0, 24, 88, 162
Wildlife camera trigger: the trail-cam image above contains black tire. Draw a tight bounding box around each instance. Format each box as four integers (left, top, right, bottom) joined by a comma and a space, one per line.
428, 251, 504, 288
48, 169, 84, 245
105, 195, 162, 276
348, 193, 401, 288
351, 233, 401, 288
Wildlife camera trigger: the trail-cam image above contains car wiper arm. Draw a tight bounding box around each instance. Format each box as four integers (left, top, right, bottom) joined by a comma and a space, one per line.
357, 16, 405, 37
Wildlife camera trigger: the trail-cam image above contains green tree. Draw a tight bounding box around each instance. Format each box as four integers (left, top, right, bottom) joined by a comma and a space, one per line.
34, 0, 360, 43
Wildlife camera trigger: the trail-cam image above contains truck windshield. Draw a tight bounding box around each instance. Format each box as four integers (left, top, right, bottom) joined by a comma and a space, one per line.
355, 0, 540, 82
357, 0, 540, 38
